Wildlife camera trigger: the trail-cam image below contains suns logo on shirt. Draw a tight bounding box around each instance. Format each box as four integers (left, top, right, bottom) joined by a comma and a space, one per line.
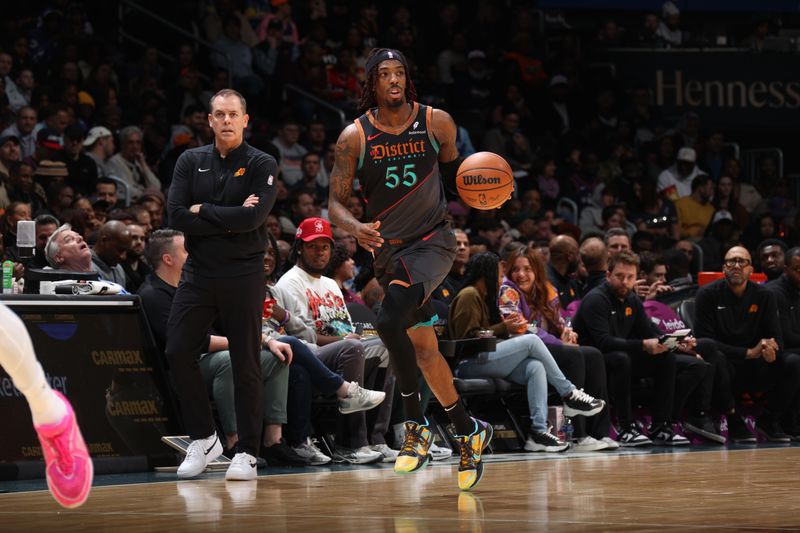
234, 167, 246, 177
748, 304, 758, 313
625, 307, 632, 316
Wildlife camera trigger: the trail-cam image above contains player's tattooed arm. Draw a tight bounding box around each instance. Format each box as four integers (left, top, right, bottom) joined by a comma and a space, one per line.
431, 108, 460, 164
328, 124, 384, 251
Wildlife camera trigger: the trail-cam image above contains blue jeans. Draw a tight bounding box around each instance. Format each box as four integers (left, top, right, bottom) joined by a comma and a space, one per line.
456, 334, 575, 432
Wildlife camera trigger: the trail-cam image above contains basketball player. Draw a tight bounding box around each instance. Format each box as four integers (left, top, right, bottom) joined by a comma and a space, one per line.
0, 303, 93, 508
329, 48, 492, 491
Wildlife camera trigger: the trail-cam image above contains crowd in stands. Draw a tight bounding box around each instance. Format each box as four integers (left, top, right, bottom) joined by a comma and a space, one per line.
1, 1, 800, 462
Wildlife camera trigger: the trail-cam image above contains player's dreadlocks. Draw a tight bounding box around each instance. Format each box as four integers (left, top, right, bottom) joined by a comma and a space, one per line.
358, 48, 417, 113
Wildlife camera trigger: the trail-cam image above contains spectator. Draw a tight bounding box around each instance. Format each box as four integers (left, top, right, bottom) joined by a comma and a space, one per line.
273, 217, 394, 464
272, 120, 308, 187
210, 16, 264, 99
30, 214, 59, 269
120, 223, 150, 293
90, 220, 131, 287
0, 106, 37, 159
290, 152, 328, 200
698, 211, 738, 271
758, 239, 787, 282
675, 174, 715, 239
712, 175, 749, 230
107, 126, 161, 201
656, 2, 682, 47
482, 110, 532, 173
657, 147, 704, 201
580, 236, 608, 296
44, 223, 94, 273
326, 243, 363, 305
499, 246, 614, 451
83, 126, 115, 179
0, 135, 22, 181
431, 228, 470, 304
766, 247, 800, 439
60, 125, 98, 197
604, 227, 631, 258
637, 251, 674, 300
547, 234, 582, 309
573, 250, 695, 446
699, 130, 725, 182
1, 201, 31, 250
449, 252, 604, 452
579, 184, 618, 236
94, 178, 120, 210
694, 246, 800, 442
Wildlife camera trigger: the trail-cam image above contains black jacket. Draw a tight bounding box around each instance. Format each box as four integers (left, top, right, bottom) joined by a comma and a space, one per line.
766, 274, 800, 351
694, 279, 783, 361
167, 141, 277, 278
573, 281, 659, 353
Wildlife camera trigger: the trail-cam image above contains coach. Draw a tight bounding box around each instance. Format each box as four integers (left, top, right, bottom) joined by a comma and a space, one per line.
166, 88, 277, 480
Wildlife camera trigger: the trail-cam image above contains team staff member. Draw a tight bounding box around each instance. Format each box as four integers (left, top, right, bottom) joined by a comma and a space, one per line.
328, 47, 491, 491
167, 88, 277, 481
765, 246, 800, 439
694, 246, 800, 443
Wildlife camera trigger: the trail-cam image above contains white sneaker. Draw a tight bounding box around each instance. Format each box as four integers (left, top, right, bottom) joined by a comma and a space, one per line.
600, 437, 620, 450
339, 382, 386, 414
292, 438, 332, 466
177, 433, 223, 479
429, 442, 452, 461
572, 436, 610, 452
370, 443, 399, 463
333, 445, 383, 464
225, 452, 258, 481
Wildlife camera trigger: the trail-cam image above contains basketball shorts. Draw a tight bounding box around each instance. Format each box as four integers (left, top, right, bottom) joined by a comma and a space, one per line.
373, 221, 457, 325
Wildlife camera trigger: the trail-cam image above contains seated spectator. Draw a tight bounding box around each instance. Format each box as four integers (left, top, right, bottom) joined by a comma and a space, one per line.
272, 119, 307, 187
698, 211, 738, 271
579, 184, 617, 236
7, 161, 47, 216
107, 126, 161, 201
290, 152, 329, 201
431, 228, 470, 305
657, 147, 704, 201
30, 214, 59, 269
757, 238, 787, 282
136, 189, 166, 231
656, 1, 683, 47
449, 252, 604, 452
138, 229, 306, 464
121, 223, 150, 293
499, 246, 614, 451
766, 247, 800, 439
90, 220, 131, 287
60, 125, 97, 197
712, 175, 749, 230
1, 201, 31, 250
742, 213, 784, 255
675, 239, 700, 276
273, 217, 395, 463
482, 110, 532, 173
604, 227, 631, 258
44, 224, 95, 273
326, 243, 363, 305
636, 251, 674, 300
694, 246, 800, 442
675, 174, 715, 239
573, 250, 701, 446
547, 235, 581, 309
83, 126, 115, 179
580, 236, 608, 296
94, 177, 120, 211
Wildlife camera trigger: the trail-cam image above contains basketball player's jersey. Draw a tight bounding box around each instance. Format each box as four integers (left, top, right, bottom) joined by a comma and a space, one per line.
355, 102, 446, 241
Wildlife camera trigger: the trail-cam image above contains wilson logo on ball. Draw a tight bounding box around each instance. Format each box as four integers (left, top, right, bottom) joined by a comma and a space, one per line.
462, 175, 502, 185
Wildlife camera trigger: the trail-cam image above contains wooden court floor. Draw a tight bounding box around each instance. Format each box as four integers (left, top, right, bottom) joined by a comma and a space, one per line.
1, 447, 799, 532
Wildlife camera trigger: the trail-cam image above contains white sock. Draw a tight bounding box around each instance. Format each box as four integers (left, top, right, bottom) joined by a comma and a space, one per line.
0, 304, 67, 426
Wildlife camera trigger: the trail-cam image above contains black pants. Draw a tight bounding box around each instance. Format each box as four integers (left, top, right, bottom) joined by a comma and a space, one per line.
548, 344, 610, 439
685, 339, 734, 416
166, 270, 265, 456
603, 349, 676, 426
729, 351, 800, 423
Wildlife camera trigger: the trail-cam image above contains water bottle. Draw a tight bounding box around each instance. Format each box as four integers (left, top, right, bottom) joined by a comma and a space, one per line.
2, 260, 13, 294
560, 417, 574, 447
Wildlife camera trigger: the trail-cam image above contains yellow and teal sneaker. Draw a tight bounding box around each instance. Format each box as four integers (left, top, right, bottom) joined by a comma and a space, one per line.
394, 420, 433, 474
455, 418, 493, 491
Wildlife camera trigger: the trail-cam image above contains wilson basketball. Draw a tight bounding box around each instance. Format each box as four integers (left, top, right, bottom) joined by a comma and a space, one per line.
455, 152, 514, 210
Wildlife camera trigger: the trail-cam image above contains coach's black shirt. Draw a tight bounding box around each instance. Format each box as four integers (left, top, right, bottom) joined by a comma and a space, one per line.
573, 281, 660, 353
767, 274, 800, 351
694, 278, 783, 360
168, 141, 277, 278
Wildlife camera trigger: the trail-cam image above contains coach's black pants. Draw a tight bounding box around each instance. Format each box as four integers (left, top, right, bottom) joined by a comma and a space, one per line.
166, 270, 265, 456
603, 349, 676, 426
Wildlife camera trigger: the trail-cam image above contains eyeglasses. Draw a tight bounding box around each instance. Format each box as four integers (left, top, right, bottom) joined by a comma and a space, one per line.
723, 258, 751, 267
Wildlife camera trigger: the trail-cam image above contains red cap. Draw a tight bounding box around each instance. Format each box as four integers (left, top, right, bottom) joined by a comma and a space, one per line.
296, 217, 333, 242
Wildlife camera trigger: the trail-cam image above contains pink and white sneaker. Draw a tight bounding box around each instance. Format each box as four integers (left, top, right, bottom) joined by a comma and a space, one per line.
34, 391, 93, 508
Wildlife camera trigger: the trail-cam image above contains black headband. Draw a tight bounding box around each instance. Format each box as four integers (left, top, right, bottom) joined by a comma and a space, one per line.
365, 49, 408, 74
